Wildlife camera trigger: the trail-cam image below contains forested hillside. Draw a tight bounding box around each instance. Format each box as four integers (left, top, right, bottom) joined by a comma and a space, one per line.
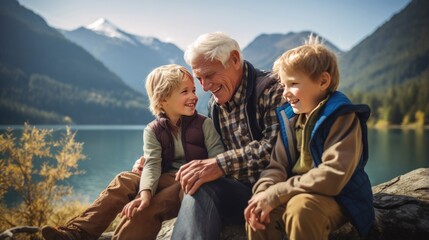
1, 0, 426, 126
0, 0, 152, 125
242, 0, 427, 126
339, 0, 428, 126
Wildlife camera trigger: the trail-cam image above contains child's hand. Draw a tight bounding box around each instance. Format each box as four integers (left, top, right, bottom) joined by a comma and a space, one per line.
131, 156, 145, 175
244, 191, 273, 231
121, 190, 152, 218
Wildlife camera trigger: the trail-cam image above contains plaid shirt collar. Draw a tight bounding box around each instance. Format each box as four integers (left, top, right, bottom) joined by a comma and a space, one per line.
223, 63, 248, 111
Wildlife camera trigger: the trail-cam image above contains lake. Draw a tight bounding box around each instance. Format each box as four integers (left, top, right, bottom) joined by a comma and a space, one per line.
2, 125, 429, 203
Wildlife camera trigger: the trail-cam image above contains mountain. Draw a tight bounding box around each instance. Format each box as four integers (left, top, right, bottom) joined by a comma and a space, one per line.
339, 0, 428, 92
61, 18, 212, 115
339, 0, 428, 125
61, 18, 187, 94
0, 0, 152, 125
242, 2, 428, 126
243, 31, 343, 71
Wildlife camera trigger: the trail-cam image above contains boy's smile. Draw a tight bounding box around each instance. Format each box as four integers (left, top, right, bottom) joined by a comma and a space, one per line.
162, 77, 198, 125
280, 69, 327, 118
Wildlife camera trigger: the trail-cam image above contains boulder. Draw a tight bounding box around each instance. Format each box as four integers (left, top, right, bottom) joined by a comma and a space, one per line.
156, 168, 429, 240
1, 168, 428, 240
331, 167, 429, 240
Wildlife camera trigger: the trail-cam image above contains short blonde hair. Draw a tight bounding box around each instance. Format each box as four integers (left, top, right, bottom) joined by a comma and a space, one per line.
272, 34, 339, 93
184, 32, 243, 67
145, 64, 194, 116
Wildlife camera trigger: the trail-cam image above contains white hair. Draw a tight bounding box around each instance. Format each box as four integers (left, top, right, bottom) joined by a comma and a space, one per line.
184, 32, 243, 67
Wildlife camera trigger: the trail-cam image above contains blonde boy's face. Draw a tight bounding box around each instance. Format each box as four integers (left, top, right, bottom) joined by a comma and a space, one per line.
279, 68, 329, 117
161, 77, 198, 124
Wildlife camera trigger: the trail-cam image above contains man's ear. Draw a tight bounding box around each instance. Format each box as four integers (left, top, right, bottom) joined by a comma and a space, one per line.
319, 72, 331, 91
230, 50, 241, 69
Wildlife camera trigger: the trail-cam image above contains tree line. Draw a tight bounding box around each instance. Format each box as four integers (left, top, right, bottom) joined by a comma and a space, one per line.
346, 76, 429, 126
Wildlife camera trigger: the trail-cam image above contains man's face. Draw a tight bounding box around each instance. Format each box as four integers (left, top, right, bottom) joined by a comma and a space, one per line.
191, 55, 241, 105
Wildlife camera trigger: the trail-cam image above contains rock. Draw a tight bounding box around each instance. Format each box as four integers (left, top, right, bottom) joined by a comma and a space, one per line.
2, 169, 428, 239
0, 226, 38, 240
98, 232, 113, 240
155, 168, 429, 240
331, 168, 429, 240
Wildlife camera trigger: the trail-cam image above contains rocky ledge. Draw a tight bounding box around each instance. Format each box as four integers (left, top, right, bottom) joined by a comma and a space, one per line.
108, 168, 429, 240
1, 168, 428, 240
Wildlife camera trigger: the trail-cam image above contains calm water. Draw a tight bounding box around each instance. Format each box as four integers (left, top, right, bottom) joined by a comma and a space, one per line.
2, 126, 429, 203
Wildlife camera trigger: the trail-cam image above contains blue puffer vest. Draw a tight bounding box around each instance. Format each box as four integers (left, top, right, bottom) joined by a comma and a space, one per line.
275, 91, 375, 236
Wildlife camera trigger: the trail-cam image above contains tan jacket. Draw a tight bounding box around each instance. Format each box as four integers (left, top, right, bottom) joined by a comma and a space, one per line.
253, 112, 363, 209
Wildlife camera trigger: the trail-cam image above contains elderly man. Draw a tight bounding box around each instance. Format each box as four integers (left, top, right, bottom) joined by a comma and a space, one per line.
172, 32, 284, 240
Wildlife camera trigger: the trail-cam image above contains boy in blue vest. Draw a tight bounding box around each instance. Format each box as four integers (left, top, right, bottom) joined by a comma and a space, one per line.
244, 35, 375, 240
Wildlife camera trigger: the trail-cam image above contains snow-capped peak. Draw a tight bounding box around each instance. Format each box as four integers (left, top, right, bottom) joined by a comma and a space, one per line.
85, 18, 136, 44
86, 18, 117, 35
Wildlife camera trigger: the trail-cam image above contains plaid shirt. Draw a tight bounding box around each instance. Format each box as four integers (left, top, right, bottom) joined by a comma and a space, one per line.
215, 63, 285, 183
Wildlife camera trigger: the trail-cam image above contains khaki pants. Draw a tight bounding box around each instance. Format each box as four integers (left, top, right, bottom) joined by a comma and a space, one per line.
112, 173, 182, 240
67, 171, 140, 238
247, 193, 347, 240
67, 172, 181, 240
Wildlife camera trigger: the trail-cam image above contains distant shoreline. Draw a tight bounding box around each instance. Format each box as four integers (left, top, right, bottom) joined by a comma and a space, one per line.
369, 124, 429, 130
0, 124, 147, 130
1, 124, 429, 131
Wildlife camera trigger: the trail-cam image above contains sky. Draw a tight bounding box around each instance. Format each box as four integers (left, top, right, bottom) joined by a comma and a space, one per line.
18, 0, 411, 51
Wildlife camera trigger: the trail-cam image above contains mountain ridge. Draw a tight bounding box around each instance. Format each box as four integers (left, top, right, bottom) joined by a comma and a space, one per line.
1, 0, 427, 125
242, 31, 343, 71
339, 0, 429, 91
0, 0, 153, 125
62, 18, 187, 94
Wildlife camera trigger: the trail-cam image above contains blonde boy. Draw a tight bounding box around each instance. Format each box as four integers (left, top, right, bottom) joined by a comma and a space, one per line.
42, 64, 224, 240
244, 36, 374, 240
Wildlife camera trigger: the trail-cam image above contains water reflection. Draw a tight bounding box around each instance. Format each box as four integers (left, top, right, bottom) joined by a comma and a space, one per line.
2, 126, 428, 203
365, 128, 429, 185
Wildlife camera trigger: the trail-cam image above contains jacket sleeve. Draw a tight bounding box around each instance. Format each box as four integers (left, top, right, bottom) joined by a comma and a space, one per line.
139, 126, 162, 196
263, 113, 363, 208
203, 118, 225, 158
252, 134, 289, 194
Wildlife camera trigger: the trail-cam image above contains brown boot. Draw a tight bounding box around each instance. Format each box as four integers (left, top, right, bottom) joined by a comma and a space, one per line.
41, 225, 95, 240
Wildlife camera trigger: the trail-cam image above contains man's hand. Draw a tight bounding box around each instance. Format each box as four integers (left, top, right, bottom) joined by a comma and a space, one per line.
244, 191, 273, 231
175, 158, 223, 195
121, 190, 151, 218
131, 156, 145, 175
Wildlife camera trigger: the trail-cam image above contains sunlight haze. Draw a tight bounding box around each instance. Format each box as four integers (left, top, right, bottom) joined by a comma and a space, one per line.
18, 0, 410, 51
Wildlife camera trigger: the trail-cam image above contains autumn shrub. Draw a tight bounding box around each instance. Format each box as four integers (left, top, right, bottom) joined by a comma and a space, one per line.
0, 123, 86, 231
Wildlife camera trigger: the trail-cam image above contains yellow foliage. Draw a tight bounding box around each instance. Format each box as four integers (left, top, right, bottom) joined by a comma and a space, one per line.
0, 123, 86, 230
374, 119, 390, 128
415, 110, 425, 126
401, 114, 410, 125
